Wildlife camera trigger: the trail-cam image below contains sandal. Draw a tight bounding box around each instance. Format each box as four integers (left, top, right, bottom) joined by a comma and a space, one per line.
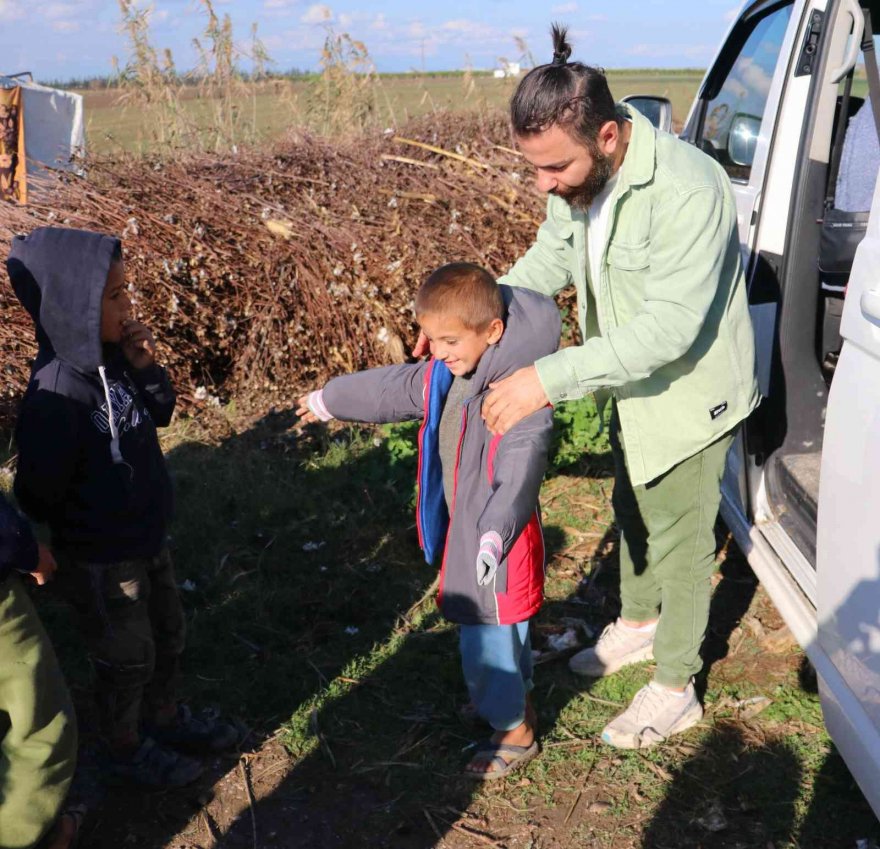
463, 739, 539, 781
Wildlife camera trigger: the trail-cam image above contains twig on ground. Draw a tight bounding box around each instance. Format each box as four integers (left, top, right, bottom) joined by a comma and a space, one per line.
423, 809, 444, 844
307, 658, 330, 689
200, 809, 220, 848
636, 752, 674, 783
239, 758, 258, 849
309, 709, 337, 769
392, 135, 489, 169
251, 756, 293, 785
380, 154, 440, 169
564, 758, 598, 825
447, 821, 506, 847
395, 574, 440, 635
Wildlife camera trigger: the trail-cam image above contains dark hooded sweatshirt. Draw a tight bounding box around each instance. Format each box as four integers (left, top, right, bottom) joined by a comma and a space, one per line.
0, 492, 38, 582
8, 227, 175, 563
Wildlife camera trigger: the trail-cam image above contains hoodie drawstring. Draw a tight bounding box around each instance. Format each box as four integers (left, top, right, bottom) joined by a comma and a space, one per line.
98, 365, 127, 467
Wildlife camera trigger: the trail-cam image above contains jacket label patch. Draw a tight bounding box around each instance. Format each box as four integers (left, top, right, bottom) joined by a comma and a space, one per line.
709, 402, 728, 421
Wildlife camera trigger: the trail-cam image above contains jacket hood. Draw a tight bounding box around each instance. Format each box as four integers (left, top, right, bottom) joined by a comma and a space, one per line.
7, 227, 120, 372
472, 285, 561, 388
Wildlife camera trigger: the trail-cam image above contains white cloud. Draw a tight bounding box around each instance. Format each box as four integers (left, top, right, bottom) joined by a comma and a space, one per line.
41, 1, 83, 18
738, 57, 772, 97
725, 5, 740, 22
629, 42, 714, 61
300, 3, 332, 24
440, 19, 497, 40
370, 13, 388, 31
442, 19, 477, 32
263, 0, 298, 10
262, 25, 326, 51
551, 2, 578, 13
51, 19, 79, 31
0, 0, 25, 21
724, 76, 749, 100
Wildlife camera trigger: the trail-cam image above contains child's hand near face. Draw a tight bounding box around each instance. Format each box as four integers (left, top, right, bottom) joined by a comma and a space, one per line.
30, 543, 57, 586
122, 319, 156, 369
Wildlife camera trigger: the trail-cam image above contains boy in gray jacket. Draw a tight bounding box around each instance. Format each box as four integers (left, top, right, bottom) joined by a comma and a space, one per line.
297, 263, 559, 779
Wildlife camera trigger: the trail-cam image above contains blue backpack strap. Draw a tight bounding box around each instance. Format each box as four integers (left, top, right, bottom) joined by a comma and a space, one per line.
418, 360, 453, 564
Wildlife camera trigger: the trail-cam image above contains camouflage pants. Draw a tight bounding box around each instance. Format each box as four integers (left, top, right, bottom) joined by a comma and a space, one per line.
55, 548, 186, 742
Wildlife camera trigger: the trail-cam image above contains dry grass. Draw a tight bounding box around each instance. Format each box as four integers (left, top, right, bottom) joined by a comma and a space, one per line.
0, 112, 548, 424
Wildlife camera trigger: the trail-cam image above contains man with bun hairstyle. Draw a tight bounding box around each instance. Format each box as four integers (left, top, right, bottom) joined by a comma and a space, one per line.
480, 25, 760, 748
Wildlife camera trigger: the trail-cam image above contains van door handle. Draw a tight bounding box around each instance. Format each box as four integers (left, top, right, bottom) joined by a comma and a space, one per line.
831, 0, 865, 83
860, 289, 880, 321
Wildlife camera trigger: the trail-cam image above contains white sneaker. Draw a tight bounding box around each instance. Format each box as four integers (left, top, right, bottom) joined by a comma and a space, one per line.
568, 618, 656, 678
601, 681, 703, 749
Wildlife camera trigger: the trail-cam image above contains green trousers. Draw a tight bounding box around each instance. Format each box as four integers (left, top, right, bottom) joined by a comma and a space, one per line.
610, 406, 734, 689
0, 576, 77, 849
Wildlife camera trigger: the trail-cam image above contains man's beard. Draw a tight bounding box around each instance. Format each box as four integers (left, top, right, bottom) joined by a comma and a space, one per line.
554, 145, 615, 211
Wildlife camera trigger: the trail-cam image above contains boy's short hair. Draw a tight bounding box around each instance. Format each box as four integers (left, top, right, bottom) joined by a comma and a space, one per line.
415, 263, 504, 330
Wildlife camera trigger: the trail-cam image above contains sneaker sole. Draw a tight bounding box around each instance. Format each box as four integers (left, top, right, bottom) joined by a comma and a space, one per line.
568, 642, 655, 678
600, 702, 703, 750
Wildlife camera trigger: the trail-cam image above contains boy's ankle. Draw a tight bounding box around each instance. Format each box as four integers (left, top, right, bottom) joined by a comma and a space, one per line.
493, 718, 535, 746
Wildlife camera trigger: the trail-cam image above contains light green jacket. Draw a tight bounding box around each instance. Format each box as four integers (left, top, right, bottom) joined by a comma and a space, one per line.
499, 104, 760, 486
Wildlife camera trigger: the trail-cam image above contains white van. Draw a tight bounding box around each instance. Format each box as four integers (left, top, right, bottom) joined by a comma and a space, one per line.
632, 0, 880, 818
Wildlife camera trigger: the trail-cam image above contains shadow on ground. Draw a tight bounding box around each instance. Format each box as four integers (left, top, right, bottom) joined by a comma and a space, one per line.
17, 407, 880, 848
26, 409, 611, 848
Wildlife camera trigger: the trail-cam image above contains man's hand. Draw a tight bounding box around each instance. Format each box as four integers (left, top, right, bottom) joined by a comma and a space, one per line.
121, 320, 156, 369
31, 543, 57, 586
482, 366, 549, 435
412, 330, 430, 359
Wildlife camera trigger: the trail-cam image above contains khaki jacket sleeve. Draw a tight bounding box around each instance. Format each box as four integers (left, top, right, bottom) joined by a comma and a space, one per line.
497, 199, 574, 297
534, 185, 733, 403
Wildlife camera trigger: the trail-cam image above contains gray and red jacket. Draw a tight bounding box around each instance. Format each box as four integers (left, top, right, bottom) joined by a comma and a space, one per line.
322, 285, 560, 626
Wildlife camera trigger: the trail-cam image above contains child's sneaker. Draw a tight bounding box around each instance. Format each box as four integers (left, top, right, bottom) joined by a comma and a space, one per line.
600, 681, 702, 749
568, 618, 655, 677
107, 737, 203, 788
146, 704, 244, 755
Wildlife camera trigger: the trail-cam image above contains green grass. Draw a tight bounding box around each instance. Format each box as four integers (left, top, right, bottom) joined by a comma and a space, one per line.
3, 393, 878, 847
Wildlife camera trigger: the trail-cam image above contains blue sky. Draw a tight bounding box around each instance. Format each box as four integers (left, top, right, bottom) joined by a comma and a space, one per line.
1, 0, 744, 83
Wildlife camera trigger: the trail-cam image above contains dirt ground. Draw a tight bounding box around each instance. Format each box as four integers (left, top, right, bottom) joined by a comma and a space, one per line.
64, 531, 875, 849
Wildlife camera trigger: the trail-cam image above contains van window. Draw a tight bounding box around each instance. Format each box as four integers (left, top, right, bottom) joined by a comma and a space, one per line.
700, 2, 793, 182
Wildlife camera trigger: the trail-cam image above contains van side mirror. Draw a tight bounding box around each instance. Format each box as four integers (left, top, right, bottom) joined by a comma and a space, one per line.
727, 113, 762, 168
621, 95, 674, 133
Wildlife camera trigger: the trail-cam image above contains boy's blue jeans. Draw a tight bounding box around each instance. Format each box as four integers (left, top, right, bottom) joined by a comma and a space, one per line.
459, 620, 533, 731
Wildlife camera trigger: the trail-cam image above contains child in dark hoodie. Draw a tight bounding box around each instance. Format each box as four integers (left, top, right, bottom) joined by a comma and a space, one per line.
0, 491, 78, 848
297, 263, 560, 780
8, 227, 238, 790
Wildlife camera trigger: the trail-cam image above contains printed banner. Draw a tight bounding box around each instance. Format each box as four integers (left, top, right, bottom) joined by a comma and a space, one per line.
0, 86, 26, 204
